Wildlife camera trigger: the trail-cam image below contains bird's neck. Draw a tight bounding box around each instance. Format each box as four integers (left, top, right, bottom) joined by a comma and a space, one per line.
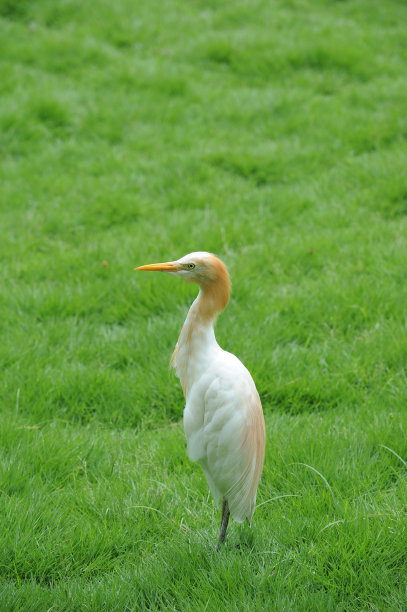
170, 279, 230, 395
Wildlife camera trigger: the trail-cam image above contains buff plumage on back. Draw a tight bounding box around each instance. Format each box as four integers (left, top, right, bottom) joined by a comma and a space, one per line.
236, 393, 266, 522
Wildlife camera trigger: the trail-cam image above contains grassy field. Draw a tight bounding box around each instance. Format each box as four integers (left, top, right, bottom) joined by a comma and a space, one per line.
1, 0, 407, 609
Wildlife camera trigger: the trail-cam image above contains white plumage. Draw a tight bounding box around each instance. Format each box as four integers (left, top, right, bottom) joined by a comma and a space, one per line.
136, 251, 265, 548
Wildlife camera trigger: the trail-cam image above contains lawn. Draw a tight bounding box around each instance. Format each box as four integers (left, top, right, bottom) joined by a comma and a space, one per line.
1, 0, 407, 609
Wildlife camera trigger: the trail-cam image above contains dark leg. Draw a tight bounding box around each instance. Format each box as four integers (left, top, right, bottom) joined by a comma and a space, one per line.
216, 498, 230, 551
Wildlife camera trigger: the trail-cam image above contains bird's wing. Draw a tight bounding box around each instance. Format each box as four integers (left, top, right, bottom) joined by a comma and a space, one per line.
200, 352, 265, 523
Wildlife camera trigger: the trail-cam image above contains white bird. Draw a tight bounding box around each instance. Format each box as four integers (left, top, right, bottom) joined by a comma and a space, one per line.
136, 252, 266, 549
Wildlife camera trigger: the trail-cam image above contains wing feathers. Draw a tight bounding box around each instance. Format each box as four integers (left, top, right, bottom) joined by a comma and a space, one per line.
226, 392, 265, 522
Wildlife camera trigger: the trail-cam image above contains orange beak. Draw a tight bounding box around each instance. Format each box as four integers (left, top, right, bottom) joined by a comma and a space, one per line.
134, 261, 180, 272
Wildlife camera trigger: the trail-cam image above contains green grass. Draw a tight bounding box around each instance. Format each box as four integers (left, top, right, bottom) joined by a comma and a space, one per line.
1, 0, 407, 609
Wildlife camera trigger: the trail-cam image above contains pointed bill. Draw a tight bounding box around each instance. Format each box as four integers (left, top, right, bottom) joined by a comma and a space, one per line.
134, 261, 180, 272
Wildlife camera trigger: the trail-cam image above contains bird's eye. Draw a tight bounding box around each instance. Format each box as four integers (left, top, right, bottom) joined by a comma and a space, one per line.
186, 263, 195, 269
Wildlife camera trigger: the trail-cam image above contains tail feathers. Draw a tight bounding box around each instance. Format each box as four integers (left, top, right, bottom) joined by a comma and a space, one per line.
224, 457, 257, 523
200, 456, 260, 523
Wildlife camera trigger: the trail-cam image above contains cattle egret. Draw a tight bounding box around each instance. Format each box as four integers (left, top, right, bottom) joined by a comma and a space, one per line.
135, 252, 266, 549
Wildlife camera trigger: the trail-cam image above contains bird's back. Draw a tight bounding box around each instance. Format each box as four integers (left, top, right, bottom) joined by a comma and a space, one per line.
183, 349, 265, 523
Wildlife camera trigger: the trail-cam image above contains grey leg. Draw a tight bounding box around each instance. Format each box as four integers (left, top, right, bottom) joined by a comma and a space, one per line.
216, 498, 230, 551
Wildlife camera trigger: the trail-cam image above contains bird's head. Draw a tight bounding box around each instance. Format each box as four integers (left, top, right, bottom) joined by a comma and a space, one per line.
135, 251, 231, 309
